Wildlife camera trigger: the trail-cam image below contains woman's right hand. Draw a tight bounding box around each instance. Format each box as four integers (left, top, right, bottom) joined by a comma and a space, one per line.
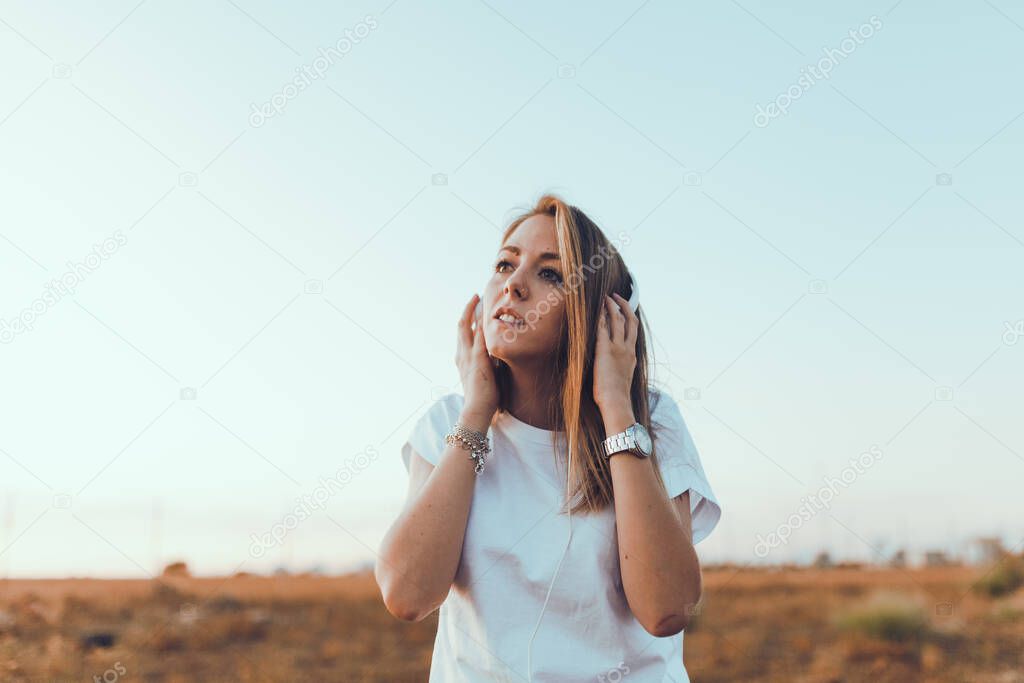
456, 294, 498, 425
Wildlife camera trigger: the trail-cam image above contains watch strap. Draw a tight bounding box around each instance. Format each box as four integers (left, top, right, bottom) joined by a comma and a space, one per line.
603, 426, 638, 457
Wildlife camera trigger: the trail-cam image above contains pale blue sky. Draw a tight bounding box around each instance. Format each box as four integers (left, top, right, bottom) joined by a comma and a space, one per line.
0, 0, 1021, 577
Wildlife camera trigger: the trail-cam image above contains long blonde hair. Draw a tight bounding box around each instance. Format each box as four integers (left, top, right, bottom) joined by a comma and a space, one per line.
494, 194, 666, 514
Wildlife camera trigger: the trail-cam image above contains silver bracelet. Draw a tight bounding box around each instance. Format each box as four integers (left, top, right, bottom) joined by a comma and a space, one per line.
445, 423, 491, 474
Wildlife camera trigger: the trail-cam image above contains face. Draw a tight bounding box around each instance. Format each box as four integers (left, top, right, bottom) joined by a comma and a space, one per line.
482, 214, 567, 363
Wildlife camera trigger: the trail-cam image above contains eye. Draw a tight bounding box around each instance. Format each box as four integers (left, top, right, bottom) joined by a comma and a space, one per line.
540, 267, 563, 285
495, 259, 513, 273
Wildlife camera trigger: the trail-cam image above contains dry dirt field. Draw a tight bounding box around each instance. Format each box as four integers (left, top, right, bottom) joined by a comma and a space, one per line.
1, 560, 1022, 682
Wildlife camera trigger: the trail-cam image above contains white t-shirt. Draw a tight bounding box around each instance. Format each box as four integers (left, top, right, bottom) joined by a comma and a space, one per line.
399, 388, 722, 682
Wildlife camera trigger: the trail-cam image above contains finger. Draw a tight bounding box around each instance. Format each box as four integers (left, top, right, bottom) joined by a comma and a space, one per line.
598, 305, 610, 348
458, 294, 478, 349
472, 318, 486, 355
596, 302, 610, 344
612, 292, 637, 345
602, 296, 614, 342
607, 296, 625, 343
473, 321, 489, 360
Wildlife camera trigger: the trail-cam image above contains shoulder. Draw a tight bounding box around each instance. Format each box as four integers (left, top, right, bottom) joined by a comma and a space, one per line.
417, 391, 466, 434
647, 385, 675, 412
645, 385, 698, 462
647, 386, 685, 433
432, 391, 465, 419
644, 386, 723, 544
401, 392, 465, 470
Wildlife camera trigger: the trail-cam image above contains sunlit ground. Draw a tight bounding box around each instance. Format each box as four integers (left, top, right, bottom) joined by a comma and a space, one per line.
2, 557, 1023, 682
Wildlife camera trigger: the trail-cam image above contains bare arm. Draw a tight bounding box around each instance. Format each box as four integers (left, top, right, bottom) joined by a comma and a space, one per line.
594, 293, 702, 637
604, 404, 702, 637
374, 293, 498, 621
374, 408, 493, 621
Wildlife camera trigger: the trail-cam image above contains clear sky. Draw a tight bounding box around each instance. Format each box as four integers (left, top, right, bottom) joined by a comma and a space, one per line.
1, 0, 1021, 577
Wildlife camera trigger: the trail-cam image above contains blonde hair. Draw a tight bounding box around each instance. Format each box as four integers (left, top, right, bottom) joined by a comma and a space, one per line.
494, 194, 666, 514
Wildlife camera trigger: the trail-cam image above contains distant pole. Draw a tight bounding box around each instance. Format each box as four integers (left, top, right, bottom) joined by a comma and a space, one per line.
722, 512, 735, 564
151, 497, 163, 575
817, 503, 828, 567
286, 520, 294, 572
901, 513, 910, 566
948, 516, 957, 562
1, 495, 14, 579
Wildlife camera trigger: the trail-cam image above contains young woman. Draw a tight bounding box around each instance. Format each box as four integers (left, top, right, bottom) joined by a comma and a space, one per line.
375, 194, 722, 682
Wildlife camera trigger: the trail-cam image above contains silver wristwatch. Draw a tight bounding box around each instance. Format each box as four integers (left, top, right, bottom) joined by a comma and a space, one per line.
603, 422, 652, 458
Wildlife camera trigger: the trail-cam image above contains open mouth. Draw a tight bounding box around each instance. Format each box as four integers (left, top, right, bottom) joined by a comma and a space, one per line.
494, 309, 526, 331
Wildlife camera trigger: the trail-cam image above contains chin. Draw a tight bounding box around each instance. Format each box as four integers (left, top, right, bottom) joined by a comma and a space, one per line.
484, 337, 515, 361
485, 320, 558, 363
487, 341, 550, 367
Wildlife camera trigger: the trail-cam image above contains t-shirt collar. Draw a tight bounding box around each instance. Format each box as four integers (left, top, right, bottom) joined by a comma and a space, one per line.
495, 409, 565, 447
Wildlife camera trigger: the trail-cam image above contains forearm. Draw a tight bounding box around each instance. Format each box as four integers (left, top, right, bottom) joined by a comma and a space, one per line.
603, 402, 702, 636
376, 410, 490, 620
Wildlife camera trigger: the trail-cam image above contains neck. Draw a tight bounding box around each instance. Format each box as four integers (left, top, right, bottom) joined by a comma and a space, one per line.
503, 357, 561, 430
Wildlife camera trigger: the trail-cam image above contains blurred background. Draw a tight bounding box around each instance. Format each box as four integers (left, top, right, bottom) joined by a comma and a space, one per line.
0, 0, 1021, 680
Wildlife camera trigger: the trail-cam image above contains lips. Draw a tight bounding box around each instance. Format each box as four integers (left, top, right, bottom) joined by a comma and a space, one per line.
493, 306, 526, 330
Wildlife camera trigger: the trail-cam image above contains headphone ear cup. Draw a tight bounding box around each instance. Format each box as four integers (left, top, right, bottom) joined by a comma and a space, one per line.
627, 277, 639, 313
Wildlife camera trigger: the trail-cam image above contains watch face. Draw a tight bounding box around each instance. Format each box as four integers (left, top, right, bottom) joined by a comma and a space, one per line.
633, 424, 652, 456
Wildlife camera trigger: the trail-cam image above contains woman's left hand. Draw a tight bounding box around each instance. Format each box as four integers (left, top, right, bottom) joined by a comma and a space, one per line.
593, 293, 638, 413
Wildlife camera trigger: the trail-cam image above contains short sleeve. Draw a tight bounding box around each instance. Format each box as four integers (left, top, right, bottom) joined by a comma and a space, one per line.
400, 393, 464, 472
650, 389, 722, 545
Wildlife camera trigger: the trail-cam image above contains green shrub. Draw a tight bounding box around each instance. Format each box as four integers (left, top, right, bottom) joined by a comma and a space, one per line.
836, 596, 929, 643
973, 556, 1024, 598
992, 605, 1024, 623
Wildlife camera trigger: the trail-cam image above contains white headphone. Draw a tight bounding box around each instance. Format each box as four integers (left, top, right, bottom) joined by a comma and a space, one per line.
626, 274, 640, 313
525, 273, 638, 681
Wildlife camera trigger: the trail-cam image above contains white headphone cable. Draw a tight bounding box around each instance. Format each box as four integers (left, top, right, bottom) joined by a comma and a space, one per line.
526, 461, 574, 682
526, 505, 572, 682
525, 275, 638, 680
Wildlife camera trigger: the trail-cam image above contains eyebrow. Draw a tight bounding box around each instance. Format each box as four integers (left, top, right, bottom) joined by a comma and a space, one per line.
499, 245, 560, 261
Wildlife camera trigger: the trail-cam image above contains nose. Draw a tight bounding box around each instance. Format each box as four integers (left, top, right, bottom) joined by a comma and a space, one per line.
504, 270, 528, 300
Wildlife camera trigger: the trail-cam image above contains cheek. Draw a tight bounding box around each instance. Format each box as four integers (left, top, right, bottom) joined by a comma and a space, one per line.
481, 279, 502, 308
531, 300, 565, 343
